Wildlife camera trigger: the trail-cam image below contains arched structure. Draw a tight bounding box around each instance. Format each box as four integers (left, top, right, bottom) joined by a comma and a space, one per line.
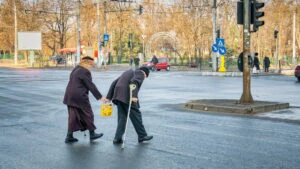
145, 31, 181, 59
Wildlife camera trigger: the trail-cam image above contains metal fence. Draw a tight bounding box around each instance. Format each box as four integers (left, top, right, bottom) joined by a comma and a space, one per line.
1, 55, 298, 71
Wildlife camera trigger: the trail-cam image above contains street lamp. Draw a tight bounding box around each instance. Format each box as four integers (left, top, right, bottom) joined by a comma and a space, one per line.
93, 0, 102, 68
274, 28, 279, 72
14, 0, 18, 65
76, 0, 81, 66
142, 34, 146, 58
292, 0, 298, 65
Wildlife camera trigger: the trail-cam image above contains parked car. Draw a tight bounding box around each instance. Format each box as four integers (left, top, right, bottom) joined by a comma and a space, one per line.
295, 65, 300, 81
142, 57, 170, 71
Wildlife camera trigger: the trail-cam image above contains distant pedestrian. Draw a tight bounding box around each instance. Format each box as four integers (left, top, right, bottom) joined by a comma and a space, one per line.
151, 55, 159, 71
106, 67, 153, 144
129, 57, 133, 68
253, 52, 260, 74
263, 56, 270, 72
134, 56, 140, 70
63, 56, 108, 143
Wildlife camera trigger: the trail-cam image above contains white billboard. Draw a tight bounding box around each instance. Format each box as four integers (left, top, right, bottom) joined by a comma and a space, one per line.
18, 32, 42, 50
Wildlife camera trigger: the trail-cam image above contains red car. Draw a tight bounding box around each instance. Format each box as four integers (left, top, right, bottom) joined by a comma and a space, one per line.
295, 65, 300, 81
142, 58, 170, 71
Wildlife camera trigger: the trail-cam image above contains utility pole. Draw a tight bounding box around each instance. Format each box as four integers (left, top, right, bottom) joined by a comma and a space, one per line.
275, 29, 279, 71
292, 2, 296, 65
212, 0, 217, 72
14, 0, 18, 65
195, 7, 199, 68
97, 0, 102, 68
240, 0, 253, 103
76, 0, 81, 66
142, 34, 146, 58
104, 1, 107, 35
103, 0, 107, 67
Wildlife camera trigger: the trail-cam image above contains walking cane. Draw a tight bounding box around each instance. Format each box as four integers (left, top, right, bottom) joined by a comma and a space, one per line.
121, 84, 137, 149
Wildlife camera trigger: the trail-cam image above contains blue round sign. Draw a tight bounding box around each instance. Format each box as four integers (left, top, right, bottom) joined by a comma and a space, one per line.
219, 46, 227, 55
212, 44, 218, 53
103, 34, 109, 42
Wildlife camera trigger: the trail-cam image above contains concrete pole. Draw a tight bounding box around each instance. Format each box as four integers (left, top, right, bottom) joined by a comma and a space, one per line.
292, 8, 296, 65
174, 37, 176, 64
104, 1, 107, 35
76, 0, 81, 66
240, 0, 253, 103
14, 0, 18, 65
97, 0, 102, 68
103, 1, 107, 67
212, 0, 217, 72
276, 36, 279, 70
195, 7, 198, 67
142, 35, 145, 58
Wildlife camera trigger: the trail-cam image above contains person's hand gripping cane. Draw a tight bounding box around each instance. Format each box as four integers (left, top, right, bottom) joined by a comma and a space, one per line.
121, 83, 137, 149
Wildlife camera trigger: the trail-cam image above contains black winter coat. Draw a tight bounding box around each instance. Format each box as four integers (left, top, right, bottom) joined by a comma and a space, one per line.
263, 57, 270, 67
107, 69, 145, 108
63, 65, 102, 109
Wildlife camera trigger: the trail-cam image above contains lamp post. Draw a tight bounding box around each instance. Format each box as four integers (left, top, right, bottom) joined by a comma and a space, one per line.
274, 29, 279, 71
14, 0, 18, 65
96, 0, 102, 68
142, 34, 146, 58
292, 0, 297, 65
76, 0, 81, 66
212, 0, 217, 72
103, 0, 107, 67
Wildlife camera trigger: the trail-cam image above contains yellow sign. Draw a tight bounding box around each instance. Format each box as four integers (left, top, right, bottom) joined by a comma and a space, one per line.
219, 55, 227, 72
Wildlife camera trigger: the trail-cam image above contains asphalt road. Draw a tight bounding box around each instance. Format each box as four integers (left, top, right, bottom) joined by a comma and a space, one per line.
0, 67, 300, 169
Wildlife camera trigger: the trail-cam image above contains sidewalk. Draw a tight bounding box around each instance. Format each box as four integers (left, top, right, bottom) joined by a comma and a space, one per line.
0, 62, 294, 77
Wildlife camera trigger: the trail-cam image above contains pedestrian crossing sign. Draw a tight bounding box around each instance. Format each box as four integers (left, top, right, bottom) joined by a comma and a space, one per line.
216, 38, 225, 47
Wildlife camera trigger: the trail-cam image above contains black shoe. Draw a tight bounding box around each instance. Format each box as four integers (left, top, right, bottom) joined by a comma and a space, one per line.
89, 131, 104, 140
65, 132, 78, 143
138, 135, 153, 143
113, 139, 123, 144
65, 137, 78, 143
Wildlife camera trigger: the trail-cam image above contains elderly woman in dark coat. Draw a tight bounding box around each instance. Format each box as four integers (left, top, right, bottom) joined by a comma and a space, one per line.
63, 56, 108, 143
106, 67, 153, 144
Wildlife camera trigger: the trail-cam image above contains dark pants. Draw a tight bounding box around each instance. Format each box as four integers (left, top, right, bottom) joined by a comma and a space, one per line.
67, 106, 96, 132
153, 64, 157, 71
114, 102, 147, 140
264, 67, 269, 72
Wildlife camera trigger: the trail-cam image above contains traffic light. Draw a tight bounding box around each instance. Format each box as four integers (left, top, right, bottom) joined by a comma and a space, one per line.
237, 52, 253, 72
251, 0, 265, 32
139, 5, 143, 15
128, 41, 134, 49
237, 1, 243, 25
274, 30, 279, 39
216, 29, 220, 38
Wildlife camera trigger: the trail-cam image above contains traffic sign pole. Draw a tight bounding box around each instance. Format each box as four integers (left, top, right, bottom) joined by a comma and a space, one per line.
240, 0, 253, 103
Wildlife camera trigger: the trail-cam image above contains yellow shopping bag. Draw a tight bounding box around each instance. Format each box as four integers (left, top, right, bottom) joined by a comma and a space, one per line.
101, 104, 113, 117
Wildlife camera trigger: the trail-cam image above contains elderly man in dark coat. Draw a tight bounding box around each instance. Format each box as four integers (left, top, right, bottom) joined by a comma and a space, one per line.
106, 67, 153, 144
63, 56, 108, 143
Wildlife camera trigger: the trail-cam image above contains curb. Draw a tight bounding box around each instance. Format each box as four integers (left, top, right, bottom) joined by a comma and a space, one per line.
184, 99, 290, 115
